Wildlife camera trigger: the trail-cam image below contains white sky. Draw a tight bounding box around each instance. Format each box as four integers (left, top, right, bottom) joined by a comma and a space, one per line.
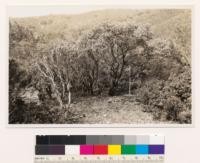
7, 5, 190, 18
7, 5, 135, 17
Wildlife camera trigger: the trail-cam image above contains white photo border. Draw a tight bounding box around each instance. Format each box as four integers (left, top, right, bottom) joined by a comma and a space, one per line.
6, 3, 195, 128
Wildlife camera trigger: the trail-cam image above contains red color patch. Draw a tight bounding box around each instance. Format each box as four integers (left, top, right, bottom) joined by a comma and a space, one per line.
93, 145, 108, 155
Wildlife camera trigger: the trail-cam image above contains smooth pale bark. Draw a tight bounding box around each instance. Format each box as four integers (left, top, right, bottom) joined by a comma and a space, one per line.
68, 91, 71, 107
37, 62, 64, 110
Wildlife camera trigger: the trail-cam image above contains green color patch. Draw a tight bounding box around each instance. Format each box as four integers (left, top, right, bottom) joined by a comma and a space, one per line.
121, 145, 136, 154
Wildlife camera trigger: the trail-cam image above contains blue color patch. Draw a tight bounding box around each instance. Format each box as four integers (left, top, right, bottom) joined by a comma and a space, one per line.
135, 145, 149, 154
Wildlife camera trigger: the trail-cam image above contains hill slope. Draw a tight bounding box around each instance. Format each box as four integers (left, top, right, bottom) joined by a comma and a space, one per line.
10, 9, 191, 62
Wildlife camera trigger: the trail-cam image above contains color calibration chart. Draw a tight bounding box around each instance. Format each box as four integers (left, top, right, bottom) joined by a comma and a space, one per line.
35, 135, 165, 163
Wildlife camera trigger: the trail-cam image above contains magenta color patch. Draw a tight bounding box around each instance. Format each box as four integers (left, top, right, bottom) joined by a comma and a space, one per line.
80, 145, 94, 155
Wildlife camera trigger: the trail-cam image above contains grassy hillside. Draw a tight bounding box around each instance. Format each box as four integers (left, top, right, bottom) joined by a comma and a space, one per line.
9, 9, 191, 64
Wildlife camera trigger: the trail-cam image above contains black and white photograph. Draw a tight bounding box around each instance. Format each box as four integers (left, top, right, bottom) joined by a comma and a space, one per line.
8, 6, 192, 125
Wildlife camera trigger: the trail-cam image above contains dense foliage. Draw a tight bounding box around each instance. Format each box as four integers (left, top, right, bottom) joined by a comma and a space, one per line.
9, 16, 191, 124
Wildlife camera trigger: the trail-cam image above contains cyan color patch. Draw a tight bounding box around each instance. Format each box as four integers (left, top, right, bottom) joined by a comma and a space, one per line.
135, 145, 149, 154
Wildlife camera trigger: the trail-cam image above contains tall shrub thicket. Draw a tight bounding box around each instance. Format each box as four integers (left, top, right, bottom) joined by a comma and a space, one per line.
9, 21, 191, 123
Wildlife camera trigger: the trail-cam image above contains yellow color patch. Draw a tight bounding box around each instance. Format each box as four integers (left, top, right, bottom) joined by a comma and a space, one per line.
108, 145, 121, 155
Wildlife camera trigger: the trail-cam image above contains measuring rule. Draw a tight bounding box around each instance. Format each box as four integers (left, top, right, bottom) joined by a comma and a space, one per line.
35, 135, 165, 163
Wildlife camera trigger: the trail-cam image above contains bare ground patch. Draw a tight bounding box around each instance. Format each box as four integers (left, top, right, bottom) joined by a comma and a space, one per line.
70, 95, 174, 124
